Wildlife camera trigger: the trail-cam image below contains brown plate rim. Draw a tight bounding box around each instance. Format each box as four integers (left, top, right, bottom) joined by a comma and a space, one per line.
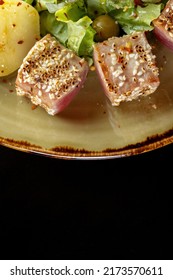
1, 128, 173, 160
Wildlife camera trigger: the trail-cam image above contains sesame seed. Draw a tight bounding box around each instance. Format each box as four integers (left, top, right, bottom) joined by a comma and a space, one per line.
133, 69, 137, 75
119, 82, 124, 87
38, 90, 42, 97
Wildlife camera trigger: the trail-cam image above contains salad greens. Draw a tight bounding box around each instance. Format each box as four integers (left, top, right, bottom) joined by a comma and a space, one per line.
22, 0, 167, 62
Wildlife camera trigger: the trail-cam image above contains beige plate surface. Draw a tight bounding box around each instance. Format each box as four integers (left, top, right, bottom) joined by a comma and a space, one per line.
1, 37, 173, 159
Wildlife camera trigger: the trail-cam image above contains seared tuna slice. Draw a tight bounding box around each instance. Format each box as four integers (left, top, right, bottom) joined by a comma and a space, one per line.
93, 31, 160, 106
15, 34, 89, 115
153, 0, 173, 51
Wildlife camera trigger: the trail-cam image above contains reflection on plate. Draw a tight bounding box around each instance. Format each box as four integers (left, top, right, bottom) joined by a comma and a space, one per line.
1, 38, 173, 159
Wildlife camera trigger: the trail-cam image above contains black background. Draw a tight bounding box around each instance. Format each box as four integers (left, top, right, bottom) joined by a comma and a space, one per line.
0, 144, 172, 260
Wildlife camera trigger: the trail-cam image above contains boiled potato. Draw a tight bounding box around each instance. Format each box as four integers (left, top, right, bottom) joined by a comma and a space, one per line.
0, 0, 40, 77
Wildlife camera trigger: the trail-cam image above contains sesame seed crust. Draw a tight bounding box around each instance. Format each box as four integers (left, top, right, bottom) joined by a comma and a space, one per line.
156, 0, 173, 36
93, 31, 160, 106
153, 0, 173, 51
15, 34, 89, 115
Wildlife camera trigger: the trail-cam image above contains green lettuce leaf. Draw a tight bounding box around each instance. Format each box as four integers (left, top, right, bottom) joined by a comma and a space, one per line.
40, 11, 68, 45
110, 3, 162, 34
55, 1, 86, 22
30, 0, 165, 62
67, 16, 96, 57
34, 0, 58, 12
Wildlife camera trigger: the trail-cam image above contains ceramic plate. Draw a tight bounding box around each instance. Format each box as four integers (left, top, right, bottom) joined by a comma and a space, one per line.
1, 37, 173, 159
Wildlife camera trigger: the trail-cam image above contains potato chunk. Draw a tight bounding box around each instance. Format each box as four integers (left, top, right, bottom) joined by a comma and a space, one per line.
0, 0, 40, 77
